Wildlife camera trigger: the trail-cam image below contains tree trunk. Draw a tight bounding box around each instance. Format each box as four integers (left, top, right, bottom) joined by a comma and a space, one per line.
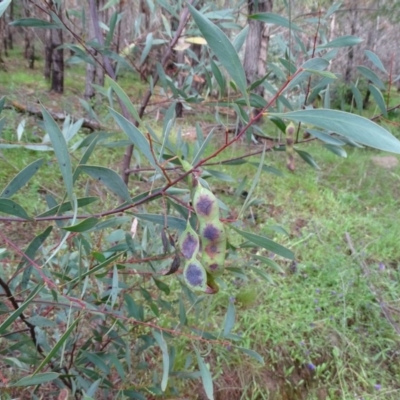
84, 0, 106, 100
344, 3, 357, 83
44, 28, 52, 80
23, 0, 35, 69
243, 0, 273, 116
51, 28, 64, 93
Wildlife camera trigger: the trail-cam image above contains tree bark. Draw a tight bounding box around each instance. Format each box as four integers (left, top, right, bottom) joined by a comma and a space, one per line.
84, 0, 106, 100
51, 28, 64, 93
243, 0, 273, 103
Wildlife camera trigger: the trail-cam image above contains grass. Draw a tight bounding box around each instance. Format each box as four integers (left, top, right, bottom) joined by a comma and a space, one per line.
1, 48, 400, 399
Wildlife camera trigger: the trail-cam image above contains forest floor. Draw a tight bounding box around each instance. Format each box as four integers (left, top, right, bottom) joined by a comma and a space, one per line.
1, 47, 400, 400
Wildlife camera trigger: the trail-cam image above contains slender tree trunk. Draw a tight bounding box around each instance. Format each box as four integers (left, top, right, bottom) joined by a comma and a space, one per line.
85, 0, 106, 100
7, 0, 13, 49
44, 28, 52, 80
23, 0, 35, 69
51, 28, 64, 93
243, 0, 272, 97
344, 3, 357, 83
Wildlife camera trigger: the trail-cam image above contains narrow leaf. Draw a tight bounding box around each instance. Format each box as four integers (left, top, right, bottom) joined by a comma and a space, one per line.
323, 144, 347, 158
80, 165, 132, 203
12, 372, 59, 387
152, 330, 169, 392
357, 66, 385, 89
106, 77, 141, 122
188, 4, 248, 103
34, 317, 81, 375
368, 84, 387, 117
108, 108, 160, 172
63, 217, 99, 232
295, 149, 320, 169
350, 83, 363, 112
194, 347, 214, 400
232, 226, 294, 260
223, 302, 235, 336
10, 18, 60, 28
249, 12, 302, 31
365, 50, 387, 74
317, 35, 362, 49
1, 159, 44, 198
133, 213, 186, 231
140, 33, 153, 66
41, 106, 74, 202
192, 128, 216, 166
274, 109, 400, 153
0, 199, 30, 219
0, 1, 12, 19
0, 284, 44, 334
236, 347, 264, 365
36, 197, 98, 217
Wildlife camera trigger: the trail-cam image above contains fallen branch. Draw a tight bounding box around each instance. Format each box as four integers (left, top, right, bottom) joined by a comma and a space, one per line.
6, 100, 103, 132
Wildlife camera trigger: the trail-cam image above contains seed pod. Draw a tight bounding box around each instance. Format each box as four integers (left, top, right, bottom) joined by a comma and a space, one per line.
286, 122, 295, 172
192, 181, 220, 222
199, 220, 226, 275
183, 259, 207, 292
178, 220, 200, 260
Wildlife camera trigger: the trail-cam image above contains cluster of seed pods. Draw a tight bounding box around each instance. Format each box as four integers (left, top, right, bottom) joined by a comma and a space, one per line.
179, 178, 226, 294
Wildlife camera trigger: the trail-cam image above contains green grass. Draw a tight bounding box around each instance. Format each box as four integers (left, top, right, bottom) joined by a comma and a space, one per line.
1, 49, 400, 399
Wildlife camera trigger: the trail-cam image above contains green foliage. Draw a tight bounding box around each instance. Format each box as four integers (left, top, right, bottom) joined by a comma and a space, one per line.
0, 1, 400, 399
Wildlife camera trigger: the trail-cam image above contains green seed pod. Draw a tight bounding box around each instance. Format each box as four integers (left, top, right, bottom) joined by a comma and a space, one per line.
183, 259, 208, 292
192, 181, 220, 222
178, 220, 200, 260
285, 122, 295, 172
199, 220, 226, 275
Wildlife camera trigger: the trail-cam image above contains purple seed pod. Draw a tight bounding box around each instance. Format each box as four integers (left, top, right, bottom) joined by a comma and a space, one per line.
183, 259, 207, 291
179, 221, 200, 260
193, 184, 220, 221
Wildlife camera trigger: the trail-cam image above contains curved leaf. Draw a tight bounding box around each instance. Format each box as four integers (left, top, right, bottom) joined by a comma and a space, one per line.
0, 0, 12, 19
108, 108, 159, 172
1, 159, 44, 198
0, 199, 30, 219
275, 109, 400, 153
357, 66, 385, 89
12, 372, 59, 387
317, 35, 362, 49
63, 217, 99, 232
80, 165, 132, 203
188, 4, 248, 102
365, 50, 387, 75
194, 346, 214, 400
249, 12, 302, 31
368, 84, 387, 117
133, 213, 186, 231
41, 106, 74, 202
232, 226, 294, 260
152, 330, 169, 392
11, 18, 60, 29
